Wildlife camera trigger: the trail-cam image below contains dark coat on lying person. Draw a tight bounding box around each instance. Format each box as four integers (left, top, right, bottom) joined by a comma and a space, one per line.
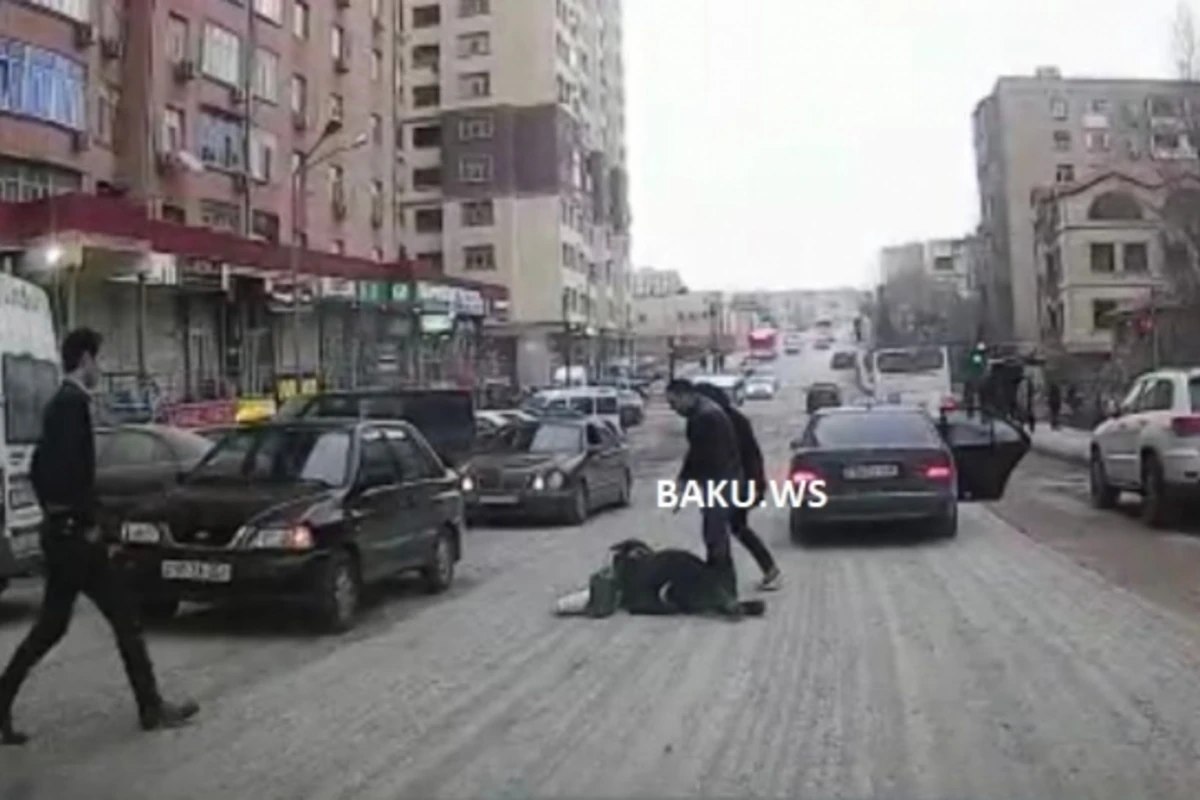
609, 539, 765, 618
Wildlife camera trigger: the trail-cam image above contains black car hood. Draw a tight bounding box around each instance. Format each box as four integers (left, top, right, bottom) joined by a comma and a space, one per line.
133, 481, 333, 531
468, 451, 577, 473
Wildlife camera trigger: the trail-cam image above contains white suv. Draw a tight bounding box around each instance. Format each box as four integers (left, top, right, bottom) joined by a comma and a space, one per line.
1089, 368, 1200, 527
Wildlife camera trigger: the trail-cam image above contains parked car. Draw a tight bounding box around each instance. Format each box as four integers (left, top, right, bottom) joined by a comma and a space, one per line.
1089, 368, 1200, 527
95, 425, 215, 537
460, 414, 631, 524
116, 419, 464, 632
786, 404, 1029, 544
276, 388, 476, 468
617, 388, 645, 427
475, 410, 538, 445
525, 387, 624, 434
806, 382, 842, 414
744, 373, 778, 400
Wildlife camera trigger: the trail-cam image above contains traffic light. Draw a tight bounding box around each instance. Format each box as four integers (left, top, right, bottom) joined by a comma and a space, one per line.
967, 342, 988, 375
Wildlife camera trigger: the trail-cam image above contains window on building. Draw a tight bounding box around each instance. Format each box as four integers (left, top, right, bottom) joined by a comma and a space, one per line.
253, 48, 279, 103
329, 93, 344, 121
254, 0, 283, 25
26, 0, 90, 23
0, 38, 87, 130
196, 110, 244, 171
251, 209, 280, 242
293, 2, 310, 39
290, 74, 307, 115
1149, 95, 1181, 118
0, 158, 81, 203
458, 154, 493, 183
370, 113, 383, 145
460, 0, 489, 17
458, 114, 494, 140
464, 245, 496, 271
1152, 131, 1185, 153
1053, 130, 1071, 151
413, 85, 441, 107
161, 204, 186, 224
1092, 299, 1118, 331
1123, 242, 1149, 273
413, 167, 441, 188
417, 251, 444, 272
331, 25, 345, 59
1090, 243, 1116, 273
413, 45, 440, 69
1089, 98, 1110, 115
933, 256, 954, 272
458, 32, 490, 58
1086, 130, 1110, 152
371, 49, 383, 81
250, 129, 276, 182
413, 4, 441, 27
1055, 163, 1075, 183
458, 72, 491, 99
333, 239, 345, 255
415, 207, 443, 232
167, 15, 189, 63
201, 23, 242, 85
413, 124, 441, 148
200, 199, 241, 234
1050, 97, 1068, 119
95, 85, 116, 146
462, 199, 494, 226
161, 106, 184, 151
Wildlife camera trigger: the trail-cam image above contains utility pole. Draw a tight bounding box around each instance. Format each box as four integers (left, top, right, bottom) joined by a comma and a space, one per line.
561, 291, 572, 383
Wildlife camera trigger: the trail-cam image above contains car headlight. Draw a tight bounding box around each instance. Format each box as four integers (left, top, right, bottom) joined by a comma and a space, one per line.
247, 524, 314, 550
461, 474, 475, 492
121, 522, 164, 544
546, 470, 565, 490
531, 474, 546, 491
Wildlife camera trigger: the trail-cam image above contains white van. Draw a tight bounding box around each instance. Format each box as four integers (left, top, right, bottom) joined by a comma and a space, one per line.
0, 273, 59, 594
528, 387, 624, 435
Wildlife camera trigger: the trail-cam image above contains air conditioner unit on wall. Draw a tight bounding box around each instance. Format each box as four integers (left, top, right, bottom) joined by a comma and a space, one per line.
74, 24, 95, 50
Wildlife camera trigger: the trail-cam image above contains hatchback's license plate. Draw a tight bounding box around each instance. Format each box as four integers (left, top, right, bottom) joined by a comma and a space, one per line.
479, 495, 519, 505
844, 464, 899, 480
161, 560, 231, 583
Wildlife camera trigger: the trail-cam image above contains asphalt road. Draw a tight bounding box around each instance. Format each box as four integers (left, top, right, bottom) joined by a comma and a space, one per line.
3, 334, 1200, 798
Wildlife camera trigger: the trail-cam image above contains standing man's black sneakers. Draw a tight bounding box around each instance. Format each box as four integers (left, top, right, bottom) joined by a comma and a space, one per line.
140, 699, 199, 731
0, 716, 29, 745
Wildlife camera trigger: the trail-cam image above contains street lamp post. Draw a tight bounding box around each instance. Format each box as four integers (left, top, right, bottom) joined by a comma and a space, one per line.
561, 291, 572, 383
289, 120, 368, 378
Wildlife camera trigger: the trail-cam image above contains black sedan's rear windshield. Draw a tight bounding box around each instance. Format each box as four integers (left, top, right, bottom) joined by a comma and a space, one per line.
188, 427, 352, 486
809, 412, 941, 448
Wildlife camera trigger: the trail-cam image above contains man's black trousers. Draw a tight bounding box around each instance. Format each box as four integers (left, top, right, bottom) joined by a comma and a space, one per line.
0, 521, 160, 716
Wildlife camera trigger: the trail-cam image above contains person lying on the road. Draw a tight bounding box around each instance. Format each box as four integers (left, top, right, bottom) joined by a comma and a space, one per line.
554, 539, 766, 620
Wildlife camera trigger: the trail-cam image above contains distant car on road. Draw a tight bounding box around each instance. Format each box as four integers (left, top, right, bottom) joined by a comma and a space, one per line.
117, 419, 464, 632
461, 415, 631, 524
806, 382, 842, 414
788, 406, 959, 543
830, 351, 857, 371
691, 373, 746, 406
475, 409, 537, 444
744, 373, 778, 400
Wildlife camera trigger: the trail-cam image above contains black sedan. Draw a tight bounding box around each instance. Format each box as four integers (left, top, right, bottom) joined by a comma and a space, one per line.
95, 425, 214, 538
116, 419, 464, 632
787, 405, 1029, 545
805, 382, 842, 414
461, 416, 631, 525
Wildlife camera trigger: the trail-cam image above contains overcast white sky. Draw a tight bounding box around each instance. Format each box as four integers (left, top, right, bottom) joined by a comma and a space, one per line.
625, 0, 1184, 292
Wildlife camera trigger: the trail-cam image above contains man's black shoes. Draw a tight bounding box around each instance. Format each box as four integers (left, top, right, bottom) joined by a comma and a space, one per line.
139, 699, 199, 731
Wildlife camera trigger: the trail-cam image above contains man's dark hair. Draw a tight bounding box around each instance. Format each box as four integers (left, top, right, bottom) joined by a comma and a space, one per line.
61, 327, 102, 372
665, 379, 694, 394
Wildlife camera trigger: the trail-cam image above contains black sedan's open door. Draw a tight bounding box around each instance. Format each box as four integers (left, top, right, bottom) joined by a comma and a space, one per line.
936, 410, 1030, 501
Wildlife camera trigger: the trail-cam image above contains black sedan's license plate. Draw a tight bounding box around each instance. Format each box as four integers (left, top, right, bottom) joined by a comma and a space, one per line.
843, 464, 899, 480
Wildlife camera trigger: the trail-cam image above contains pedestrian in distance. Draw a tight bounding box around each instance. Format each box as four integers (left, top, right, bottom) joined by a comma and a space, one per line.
690, 382, 782, 591
0, 328, 198, 746
1047, 382, 1062, 430
664, 379, 743, 609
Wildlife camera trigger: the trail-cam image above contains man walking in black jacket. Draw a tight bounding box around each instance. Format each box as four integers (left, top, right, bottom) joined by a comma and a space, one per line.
0, 328, 198, 745
665, 379, 743, 603
691, 382, 782, 590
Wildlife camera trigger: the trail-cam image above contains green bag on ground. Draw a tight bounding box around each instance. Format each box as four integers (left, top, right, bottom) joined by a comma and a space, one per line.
585, 566, 620, 618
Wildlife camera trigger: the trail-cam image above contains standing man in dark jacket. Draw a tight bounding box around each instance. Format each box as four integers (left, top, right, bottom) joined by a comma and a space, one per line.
691, 382, 782, 590
0, 328, 198, 745
665, 379, 743, 602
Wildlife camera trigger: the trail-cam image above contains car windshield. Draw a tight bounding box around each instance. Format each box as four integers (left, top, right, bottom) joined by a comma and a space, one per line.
875, 348, 945, 374
831, 353, 856, 369
492, 423, 582, 454
187, 427, 352, 486
809, 412, 941, 448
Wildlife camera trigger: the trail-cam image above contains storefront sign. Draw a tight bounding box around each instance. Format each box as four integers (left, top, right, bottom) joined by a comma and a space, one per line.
178, 259, 227, 292
451, 287, 485, 318
357, 281, 390, 305
421, 314, 454, 334
265, 274, 317, 312
320, 277, 357, 301
390, 282, 411, 304
164, 399, 236, 429
417, 281, 453, 314
235, 397, 277, 423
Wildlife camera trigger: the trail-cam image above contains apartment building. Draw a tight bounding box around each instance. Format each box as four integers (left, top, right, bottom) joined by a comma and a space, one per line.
729, 289, 865, 330
632, 266, 685, 298
879, 238, 973, 298
631, 290, 741, 359
0, 0, 507, 397
973, 66, 1200, 345
396, 0, 632, 384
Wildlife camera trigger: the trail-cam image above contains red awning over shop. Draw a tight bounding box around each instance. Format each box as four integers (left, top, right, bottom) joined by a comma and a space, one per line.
0, 193, 508, 300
